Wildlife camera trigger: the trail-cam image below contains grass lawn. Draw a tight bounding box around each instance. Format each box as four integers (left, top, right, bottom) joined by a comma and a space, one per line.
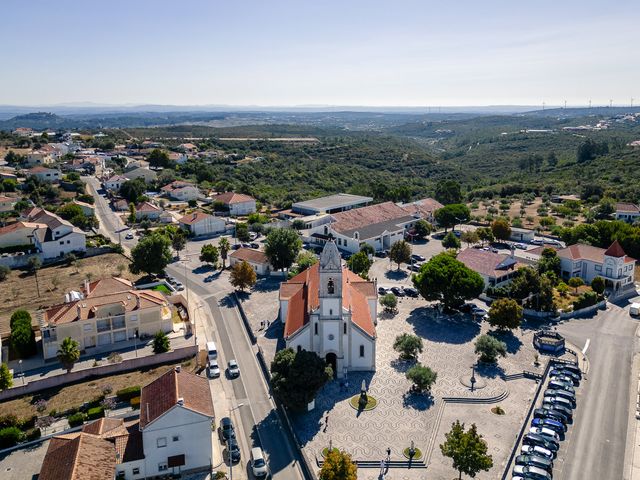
0, 253, 141, 335
151, 284, 171, 294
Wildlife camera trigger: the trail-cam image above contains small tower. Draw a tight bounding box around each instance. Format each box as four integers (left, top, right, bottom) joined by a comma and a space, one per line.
319, 241, 342, 317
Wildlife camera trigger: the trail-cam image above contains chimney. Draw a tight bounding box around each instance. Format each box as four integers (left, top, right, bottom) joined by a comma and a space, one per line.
76, 303, 82, 319
175, 365, 181, 373
510, 245, 515, 259
177, 397, 184, 406
84, 278, 90, 295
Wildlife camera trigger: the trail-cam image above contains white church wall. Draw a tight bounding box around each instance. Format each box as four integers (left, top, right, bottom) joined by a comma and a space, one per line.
349, 327, 374, 370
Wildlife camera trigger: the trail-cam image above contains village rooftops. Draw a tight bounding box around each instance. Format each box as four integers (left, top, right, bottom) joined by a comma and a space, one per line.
556, 240, 635, 264
39, 432, 116, 480
135, 201, 161, 212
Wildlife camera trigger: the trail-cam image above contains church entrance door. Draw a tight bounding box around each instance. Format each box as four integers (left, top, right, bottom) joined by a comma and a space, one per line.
325, 353, 337, 378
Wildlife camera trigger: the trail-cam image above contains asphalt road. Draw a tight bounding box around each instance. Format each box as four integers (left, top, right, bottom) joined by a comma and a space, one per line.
555, 301, 640, 480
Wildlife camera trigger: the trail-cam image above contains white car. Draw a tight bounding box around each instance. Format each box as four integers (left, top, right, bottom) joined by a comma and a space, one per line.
512, 465, 551, 480
208, 360, 220, 379
529, 427, 560, 443
520, 444, 554, 460
125, 232, 134, 240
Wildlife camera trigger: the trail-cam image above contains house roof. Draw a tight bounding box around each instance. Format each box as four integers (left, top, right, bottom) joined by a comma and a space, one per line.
85, 277, 134, 297
0, 221, 44, 236
161, 180, 196, 193
556, 242, 635, 264
106, 174, 127, 183
604, 240, 626, 257
330, 201, 416, 238
140, 367, 215, 428
136, 201, 161, 213
291, 193, 373, 213
178, 211, 212, 225
71, 199, 95, 209
457, 248, 520, 278
230, 248, 268, 264
616, 202, 640, 213
401, 198, 444, 217
280, 263, 376, 338
213, 191, 255, 205
81, 418, 144, 463
0, 195, 16, 203
28, 166, 59, 174
81, 418, 125, 437
39, 433, 116, 480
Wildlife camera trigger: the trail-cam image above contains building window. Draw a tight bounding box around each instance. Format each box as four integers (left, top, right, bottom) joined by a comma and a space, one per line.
314, 323, 318, 335
297, 345, 302, 353
172, 435, 180, 442
83, 324, 92, 332
329, 309, 333, 315
595, 265, 602, 271
133, 468, 140, 475
117, 472, 124, 477
359, 345, 365, 357
59, 241, 64, 245
343, 323, 347, 334
327, 278, 335, 294
344, 240, 348, 247
158, 463, 168, 472
157, 437, 167, 448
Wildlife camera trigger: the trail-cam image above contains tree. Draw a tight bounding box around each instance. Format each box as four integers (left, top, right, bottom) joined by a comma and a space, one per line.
393, 333, 423, 360
389, 240, 411, 270
0, 363, 13, 390
346, 251, 372, 278
57, 337, 81, 372
148, 149, 171, 168
491, 219, 511, 241
10, 310, 36, 358
0, 265, 9, 282
152, 331, 170, 354
359, 243, 375, 256
291, 219, 306, 230
199, 244, 219, 267
230, 260, 257, 291
28, 256, 42, 297
218, 237, 231, 269
591, 276, 605, 295
319, 450, 357, 480
128, 202, 136, 224
568, 276, 584, 294
537, 248, 561, 278
235, 222, 250, 242
460, 230, 479, 247
413, 253, 484, 311
435, 179, 463, 205
406, 364, 437, 393
474, 335, 507, 363
413, 219, 432, 239
442, 231, 461, 250
547, 152, 558, 168
296, 250, 318, 272
476, 227, 494, 245
487, 298, 523, 331
120, 179, 146, 203
271, 348, 332, 411
129, 233, 172, 275
440, 420, 493, 480
264, 228, 302, 271
557, 282, 570, 297
379, 293, 398, 313
434, 204, 471, 231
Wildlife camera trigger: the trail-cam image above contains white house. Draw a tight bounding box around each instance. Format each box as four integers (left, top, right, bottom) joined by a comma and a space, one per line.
229, 248, 272, 276
212, 192, 256, 216
0, 195, 17, 213
161, 181, 200, 202
135, 201, 162, 221
178, 211, 225, 237
279, 241, 377, 378
123, 166, 158, 183
291, 193, 373, 215
27, 166, 61, 183
0, 221, 42, 249
104, 174, 128, 191
20, 208, 86, 259
24, 152, 54, 167
457, 247, 521, 289
510, 227, 536, 243
615, 203, 640, 223
139, 367, 215, 477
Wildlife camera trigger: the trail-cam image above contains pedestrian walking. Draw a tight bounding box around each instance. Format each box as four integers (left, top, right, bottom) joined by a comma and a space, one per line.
379, 460, 385, 476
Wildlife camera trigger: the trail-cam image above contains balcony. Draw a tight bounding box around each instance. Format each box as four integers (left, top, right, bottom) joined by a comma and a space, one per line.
111, 315, 126, 330
96, 319, 111, 333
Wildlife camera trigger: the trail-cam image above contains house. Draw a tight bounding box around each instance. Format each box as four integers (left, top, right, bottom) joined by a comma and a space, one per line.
21, 208, 86, 259
229, 248, 272, 275
104, 174, 128, 191
40, 277, 173, 359
71, 200, 96, 216
279, 241, 377, 378
27, 166, 61, 182
168, 152, 188, 164
178, 143, 198, 153
24, 152, 54, 167
555, 241, 636, 290
112, 198, 130, 211
139, 366, 215, 477
161, 181, 200, 202
178, 211, 225, 237
0, 195, 16, 213
614, 203, 640, 223
212, 192, 256, 216
291, 193, 373, 215
0, 221, 42, 249
510, 227, 536, 243
13, 127, 33, 137
457, 247, 521, 289
400, 197, 444, 224
135, 201, 162, 220
159, 211, 175, 224
123, 166, 158, 183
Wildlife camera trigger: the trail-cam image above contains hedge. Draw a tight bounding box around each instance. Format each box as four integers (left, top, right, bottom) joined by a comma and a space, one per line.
26, 428, 41, 441
116, 386, 141, 402
87, 406, 105, 420
67, 412, 87, 427
130, 396, 140, 410
0, 426, 24, 449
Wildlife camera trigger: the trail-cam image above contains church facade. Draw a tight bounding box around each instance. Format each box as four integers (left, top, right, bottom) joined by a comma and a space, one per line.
278, 241, 377, 378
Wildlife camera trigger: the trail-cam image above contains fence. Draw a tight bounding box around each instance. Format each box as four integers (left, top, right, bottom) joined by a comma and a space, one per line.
0, 345, 197, 402
0, 246, 115, 270
232, 292, 257, 344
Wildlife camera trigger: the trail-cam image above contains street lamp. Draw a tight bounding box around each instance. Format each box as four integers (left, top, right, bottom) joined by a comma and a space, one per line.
18, 359, 24, 385
227, 403, 244, 480
470, 364, 477, 392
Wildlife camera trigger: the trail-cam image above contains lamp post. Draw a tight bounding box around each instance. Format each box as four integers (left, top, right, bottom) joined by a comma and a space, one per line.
133, 330, 139, 358
228, 403, 244, 480
470, 364, 477, 392
18, 359, 24, 385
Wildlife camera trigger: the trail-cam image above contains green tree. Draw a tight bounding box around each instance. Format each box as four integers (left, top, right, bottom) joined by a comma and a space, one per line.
359, 243, 375, 256
442, 231, 461, 249
119, 179, 146, 203
218, 237, 231, 269
171, 231, 186, 258
152, 331, 170, 354
296, 250, 318, 272
393, 333, 423, 360
129, 233, 172, 275
264, 228, 302, 271
476, 227, 494, 245
591, 276, 605, 295
148, 149, 171, 168
346, 251, 372, 278
291, 219, 306, 230
389, 240, 411, 270
10, 310, 36, 359
0, 265, 9, 282
435, 179, 463, 205
413, 253, 484, 311
230, 260, 257, 291
460, 230, 479, 247
434, 204, 471, 231
319, 449, 357, 480
440, 421, 493, 480
128, 202, 136, 223
271, 348, 332, 411
0, 363, 13, 390
537, 248, 561, 278
406, 364, 437, 393
491, 219, 511, 241
379, 293, 398, 313
557, 281, 570, 297
413, 219, 432, 239
487, 298, 523, 331
568, 276, 585, 294
474, 335, 507, 363
199, 244, 219, 267
57, 337, 81, 372
235, 222, 250, 242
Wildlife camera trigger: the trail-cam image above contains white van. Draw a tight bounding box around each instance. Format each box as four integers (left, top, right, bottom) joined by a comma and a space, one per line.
251, 447, 268, 477
206, 341, 218, 364
630, 303, 640, 316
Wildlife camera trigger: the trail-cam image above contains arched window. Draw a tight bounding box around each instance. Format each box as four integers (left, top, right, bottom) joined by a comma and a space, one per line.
327, 278, 335, 294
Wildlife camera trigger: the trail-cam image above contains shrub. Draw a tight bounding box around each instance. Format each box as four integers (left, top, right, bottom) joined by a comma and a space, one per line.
573, 291, 599, 310
0, 414, 18, 429
116, 386, 141, 402
85, 394, 105, 409
18, 415, 37, 431
25, 428, 41, 441
0, 426, 24, 448
67, 412, 87, 427
87, 406, 105, 420
130, 396, 141, 410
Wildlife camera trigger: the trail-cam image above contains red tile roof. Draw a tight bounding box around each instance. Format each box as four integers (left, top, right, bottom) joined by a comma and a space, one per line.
39, 433, 116, 480
136, 201, 161, 212
230, 248, 268, 264
557, 242, 635, 264
213, 191, 255, 204
457, 248, 520, 278
178, 211, 212, 225
330, 201, 412, 234
604, 240, 626, 257
616, 202, 640, 213
401, 198, 444, 217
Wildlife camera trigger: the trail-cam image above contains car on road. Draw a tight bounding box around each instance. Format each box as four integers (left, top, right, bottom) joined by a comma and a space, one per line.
403, 287, 419, 297
390, 287, 405, 297
227, 437, 241, 463
543, 395, 575, 410
208, 360, 221, 379
125, 232, 134, 240
514, 454, 553, 473
512, 464, 552, 480
251, 447, 269, 478
534, 407, 571, 425
220, 417, 235, 440
411, 254, 426, 262
548, 379, 575, 393
532, 417, 566, 435
528, 427, 560, 444
228, 359, 240, 378
378, 286, 390, 295
549, 369, 580, 386
520, 444, 555, 460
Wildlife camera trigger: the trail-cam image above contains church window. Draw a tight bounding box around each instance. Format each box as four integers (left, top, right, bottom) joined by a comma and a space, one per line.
359, 345, 365, 357
343, 323, 347, 334
328, 334, 334, 340
344, 240, 348, 247
329, 309, 333, 315
314, 323, 318, 335
327, 278, 335, 294
297, 345, 302, 353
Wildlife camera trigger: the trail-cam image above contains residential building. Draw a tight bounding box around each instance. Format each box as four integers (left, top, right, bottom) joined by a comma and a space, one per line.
40, 277, 173, 359
400, 197, 444, 224
0, 221, 42, 249
0, 195, 16, 213
457, 247, 521, 289
178, 211, 225, 237
229, 248, 272, 276
139, 366, 215, 477
27, 166, 61, 182
279, 241, 377, 378
178, 143, 198, 153
291, 193, 373, 215
104, 174, 128, 191
112, 198, 129, 211
13, 127, 33, 137
615, 202, 640, 223
161, 180, 200, 202
39, 432, 117, 480
24, 152, 54, 167
135, 201, 162, 220
510, 227, 536, 243
22, 208, 86, 259
168, 152, 188, 164
212, 192, 256, 216
123, 166, 157, 183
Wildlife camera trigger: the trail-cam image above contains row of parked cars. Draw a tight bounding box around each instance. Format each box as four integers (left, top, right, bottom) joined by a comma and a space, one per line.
378, 285, 419, 298
513, 362, 582, 480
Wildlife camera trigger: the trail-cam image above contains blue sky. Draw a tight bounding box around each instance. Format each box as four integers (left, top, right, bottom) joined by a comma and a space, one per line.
1, 0, 638, 107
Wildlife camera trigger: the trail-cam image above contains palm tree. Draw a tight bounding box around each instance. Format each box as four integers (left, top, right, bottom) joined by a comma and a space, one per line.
219, 237, 230, 269
57, 337, 81, 373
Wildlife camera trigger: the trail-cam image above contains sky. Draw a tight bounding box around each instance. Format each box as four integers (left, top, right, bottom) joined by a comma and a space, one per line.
1, 0, 638, 107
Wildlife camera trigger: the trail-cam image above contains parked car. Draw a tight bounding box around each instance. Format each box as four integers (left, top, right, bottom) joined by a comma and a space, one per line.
378, 286, 389, 295
514, 454, 553, 473
543, 395, 575, 410
549, 369, 580, 386
555, 363, 582, 378
241, 243, 252, 248
532, 417, 566, 435
375, 250, 388, 258
250, 242, 260, 249
249, 232, 258, 240
530, 239, 545, 246
520, 444, 555, 460
512, 464, 552, 480
534, 407, 570, 425
460, 303, 475, 313
515, 243, 527, 250
541, 402, 574, 421
227, 437, 241, 463
528, 426, 560, 444
174, 283, 185, 291
411, 254, 426, 262
548, 379, 575, 393
125, 232, 134, 240
228, 359, 240, 378
545, 388, 576, 404
471, 306, 487, 316
390, 287, 405, 297
220, 417, 235, 440
403, 287, 419, 297
407, 264, 421, 272
208, 360, 221, 379
250, 447, 269, 478
232, 244, 241, 250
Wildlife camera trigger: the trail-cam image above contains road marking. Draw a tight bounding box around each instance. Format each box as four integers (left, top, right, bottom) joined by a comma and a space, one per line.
582, 338, 591, 354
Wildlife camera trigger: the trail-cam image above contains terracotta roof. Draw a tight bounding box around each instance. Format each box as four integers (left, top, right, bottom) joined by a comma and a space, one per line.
213, 191, 255, 204
0, 221, 43, 235
80, 418, 144, 463
106, 174, 127, 182
556, 241, 635, 264
331, 201, 415, 236
140, 367, 215, 428
161, 180, 196, 193
616, 202, 640, 213
81, 417, 126, 437
604, 240, 626, 257
457, 248, 520, 278
85, 277, 134, 296
28, 166, 59, 174
230, 248, 268, 264
179, 211, 212, 225
401, 198, 444, 217
0, 195, 16, 203
280, 263, 376, 338
136, 201, 161, 212
39, 433, 116, 480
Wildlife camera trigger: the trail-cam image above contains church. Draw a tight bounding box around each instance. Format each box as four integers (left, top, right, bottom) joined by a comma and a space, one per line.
278, 241, 377, 378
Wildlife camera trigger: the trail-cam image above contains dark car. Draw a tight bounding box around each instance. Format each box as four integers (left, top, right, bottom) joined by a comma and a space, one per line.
549, 369, 580, 386
543, 395, 575, 410
390, 287, 405, 297
541, 402, 574, 421
375, 250, 389, 258
407, 264, 421, 272
378, 286, 389, 295
548, 379, 575, 393
227, 437, 241, 463
523, 433, 559, 453
250, 242, 260, 249
220, 417, 235, 440
411, 254, 426, 262
403, 287, 419, 297
555, 363, 582, 378
532, 417, 566, 436
459, 303, 475, 313
232, 244, 241, 250
534, 407, 570, 425
515, 454, 553, 473
545, 388, 576, 404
